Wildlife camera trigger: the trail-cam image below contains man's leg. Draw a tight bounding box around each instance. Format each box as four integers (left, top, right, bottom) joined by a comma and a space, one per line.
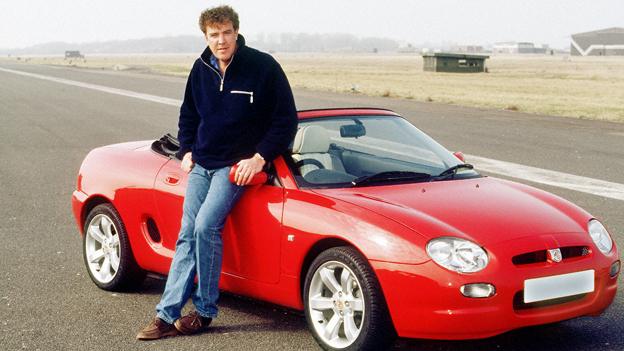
190, 166, 245, 319
155, 164, 212, 324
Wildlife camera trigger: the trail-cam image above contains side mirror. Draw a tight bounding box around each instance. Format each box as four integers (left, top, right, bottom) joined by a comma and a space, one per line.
229, 164, 268, 186
453, 151, 465, 163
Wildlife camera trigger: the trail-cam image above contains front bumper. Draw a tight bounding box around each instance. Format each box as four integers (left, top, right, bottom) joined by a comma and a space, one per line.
372, 235, 619, 340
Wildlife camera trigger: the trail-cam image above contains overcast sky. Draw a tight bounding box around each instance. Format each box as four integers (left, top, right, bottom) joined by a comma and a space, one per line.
2, 0, 622, 49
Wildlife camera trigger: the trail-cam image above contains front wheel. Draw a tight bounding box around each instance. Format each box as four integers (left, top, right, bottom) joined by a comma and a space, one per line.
304, 247, 396, 351
83, 203, 145, 291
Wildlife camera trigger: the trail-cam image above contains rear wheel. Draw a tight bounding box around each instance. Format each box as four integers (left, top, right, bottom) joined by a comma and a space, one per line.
304, 247, 396, 351
83, 203, 145, 290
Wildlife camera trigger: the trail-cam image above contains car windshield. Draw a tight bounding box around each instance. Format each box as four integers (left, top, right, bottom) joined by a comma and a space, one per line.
287, 115, 480, 188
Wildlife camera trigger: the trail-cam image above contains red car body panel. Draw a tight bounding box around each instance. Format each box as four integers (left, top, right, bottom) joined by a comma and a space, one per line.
312, 177, 592, 247
71, 108, 619, 340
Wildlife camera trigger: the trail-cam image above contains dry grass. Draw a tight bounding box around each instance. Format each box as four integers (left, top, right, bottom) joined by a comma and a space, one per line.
4, 53, 624, 122
277, 53, 624, 122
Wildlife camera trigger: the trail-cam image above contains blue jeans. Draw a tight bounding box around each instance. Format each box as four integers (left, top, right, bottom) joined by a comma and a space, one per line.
156, 164, 245, 323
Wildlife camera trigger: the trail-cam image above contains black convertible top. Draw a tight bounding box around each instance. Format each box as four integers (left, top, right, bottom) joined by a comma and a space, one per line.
151, 133, 180, 159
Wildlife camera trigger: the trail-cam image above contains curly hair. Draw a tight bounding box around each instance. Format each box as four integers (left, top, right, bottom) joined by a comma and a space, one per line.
199, 5, 240, 33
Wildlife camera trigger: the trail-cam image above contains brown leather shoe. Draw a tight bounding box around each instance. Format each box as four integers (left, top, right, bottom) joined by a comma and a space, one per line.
136, 317, 178, 340
174, 311, 212, 335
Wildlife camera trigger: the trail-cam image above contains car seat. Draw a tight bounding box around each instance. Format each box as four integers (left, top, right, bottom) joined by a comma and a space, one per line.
291, 125, 346, 176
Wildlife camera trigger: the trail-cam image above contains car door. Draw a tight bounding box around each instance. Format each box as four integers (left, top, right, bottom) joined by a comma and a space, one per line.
153, 158, 187, 253
222, 175, 284, 284
153, 159, 284, 284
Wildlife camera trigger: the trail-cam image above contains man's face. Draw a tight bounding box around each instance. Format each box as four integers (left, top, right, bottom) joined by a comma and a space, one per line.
205, 21, 238, 64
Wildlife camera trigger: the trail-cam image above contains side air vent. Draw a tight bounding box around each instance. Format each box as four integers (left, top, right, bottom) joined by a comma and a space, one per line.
146, 218, 161, 243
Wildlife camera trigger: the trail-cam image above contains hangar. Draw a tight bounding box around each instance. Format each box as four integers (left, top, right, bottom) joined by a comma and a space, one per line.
571, 27, 624, 56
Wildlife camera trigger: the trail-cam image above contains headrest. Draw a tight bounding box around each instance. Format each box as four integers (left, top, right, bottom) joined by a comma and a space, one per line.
292, 125, 330, 154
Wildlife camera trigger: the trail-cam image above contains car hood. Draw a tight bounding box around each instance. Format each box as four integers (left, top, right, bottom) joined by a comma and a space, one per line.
311, 177, 592, 246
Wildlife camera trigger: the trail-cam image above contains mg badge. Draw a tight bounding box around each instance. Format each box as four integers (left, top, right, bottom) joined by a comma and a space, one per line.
547, 248, 562, 263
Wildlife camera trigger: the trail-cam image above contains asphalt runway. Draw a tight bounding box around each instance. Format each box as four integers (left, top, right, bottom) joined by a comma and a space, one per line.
0, 62, 622, 350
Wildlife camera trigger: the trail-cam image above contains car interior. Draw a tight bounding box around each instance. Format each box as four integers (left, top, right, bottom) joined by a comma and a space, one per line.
287, 120, 448, 187
290, 125, 357, 184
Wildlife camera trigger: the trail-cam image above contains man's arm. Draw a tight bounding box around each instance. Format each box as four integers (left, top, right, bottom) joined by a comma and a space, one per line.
255, 62, 298, 162
175, 63, 200, 166
233, 153, 265, 185
235, 62, 297, 185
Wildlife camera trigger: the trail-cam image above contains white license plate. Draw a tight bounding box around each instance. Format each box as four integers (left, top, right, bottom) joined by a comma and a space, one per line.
524, 270, 594, 303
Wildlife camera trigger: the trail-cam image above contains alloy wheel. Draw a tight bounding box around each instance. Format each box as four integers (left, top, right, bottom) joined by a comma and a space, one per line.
85, 214, 121, 284
308, 260, 365, 349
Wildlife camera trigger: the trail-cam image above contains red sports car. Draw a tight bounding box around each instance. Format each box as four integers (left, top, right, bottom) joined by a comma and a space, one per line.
72, 108, 619, 350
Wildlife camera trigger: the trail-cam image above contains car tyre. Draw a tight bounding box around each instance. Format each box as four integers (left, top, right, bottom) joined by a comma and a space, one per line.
304, 246, 396, 351
83, 203, 145, 291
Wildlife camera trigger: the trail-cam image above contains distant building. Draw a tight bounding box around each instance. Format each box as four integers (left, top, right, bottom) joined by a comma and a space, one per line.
422, 53, 489, 73
571, 27, 624, 56
64, 50, 84, 59
492, 42, 547, 54
533, 44, 549, 54
454, 45, 485, 53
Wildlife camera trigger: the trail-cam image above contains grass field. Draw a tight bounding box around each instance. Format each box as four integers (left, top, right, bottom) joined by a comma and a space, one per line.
5, 53, 624, 122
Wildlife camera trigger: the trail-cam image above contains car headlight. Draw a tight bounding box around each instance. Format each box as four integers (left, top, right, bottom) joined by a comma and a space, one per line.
426, 237, 489, 273
588, 219, 613, 254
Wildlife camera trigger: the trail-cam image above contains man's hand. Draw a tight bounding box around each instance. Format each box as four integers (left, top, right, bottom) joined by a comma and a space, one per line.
235, 153, 266, 185
181, 152, 194, 173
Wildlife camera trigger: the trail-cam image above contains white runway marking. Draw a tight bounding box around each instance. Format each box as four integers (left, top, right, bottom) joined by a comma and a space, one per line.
468, 155, 624, 201
3, 66, 623, 202
0, 66, 182, 107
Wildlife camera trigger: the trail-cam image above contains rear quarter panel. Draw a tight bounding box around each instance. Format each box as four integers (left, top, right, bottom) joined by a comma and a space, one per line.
76, 143, 169, 271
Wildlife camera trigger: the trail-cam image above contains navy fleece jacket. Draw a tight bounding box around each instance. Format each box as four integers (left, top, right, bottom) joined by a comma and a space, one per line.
176, 35, 298, 169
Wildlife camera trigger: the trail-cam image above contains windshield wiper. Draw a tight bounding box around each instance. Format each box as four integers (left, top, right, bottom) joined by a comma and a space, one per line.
352, 171, 432, 187
432, 163, 474, 181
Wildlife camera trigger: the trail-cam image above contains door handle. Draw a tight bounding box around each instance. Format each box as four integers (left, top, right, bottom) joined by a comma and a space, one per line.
164, 174, 180, 185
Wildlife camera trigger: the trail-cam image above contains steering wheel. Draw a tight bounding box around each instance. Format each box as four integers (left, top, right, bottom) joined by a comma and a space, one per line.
295, 158, 325, 171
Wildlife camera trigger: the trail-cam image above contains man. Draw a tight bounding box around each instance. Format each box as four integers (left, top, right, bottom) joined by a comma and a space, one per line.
136, 5, 297, 340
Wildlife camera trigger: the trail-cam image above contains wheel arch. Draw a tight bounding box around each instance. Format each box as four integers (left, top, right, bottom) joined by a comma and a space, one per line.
81, 195, 147, 291
80, 195, 114, 234
299, 237, 368, 300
